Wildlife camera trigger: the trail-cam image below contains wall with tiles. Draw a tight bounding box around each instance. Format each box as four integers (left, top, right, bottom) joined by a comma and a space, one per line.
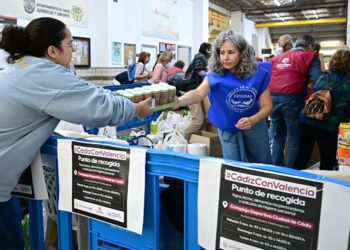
75, 67, 125, 86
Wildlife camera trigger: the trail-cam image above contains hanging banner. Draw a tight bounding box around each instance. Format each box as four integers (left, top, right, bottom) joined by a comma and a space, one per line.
57, 139, 146, 234
0, 0, 87, 27
198, 159, 350, 250
11, 151, 49, 200
142, 0, 179, 41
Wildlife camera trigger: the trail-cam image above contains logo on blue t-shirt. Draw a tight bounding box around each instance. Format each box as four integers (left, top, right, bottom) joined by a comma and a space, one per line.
225, 86, 256, 112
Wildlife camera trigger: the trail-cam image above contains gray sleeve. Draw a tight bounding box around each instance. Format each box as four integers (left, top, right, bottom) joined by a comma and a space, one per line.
43, 73, 136, 127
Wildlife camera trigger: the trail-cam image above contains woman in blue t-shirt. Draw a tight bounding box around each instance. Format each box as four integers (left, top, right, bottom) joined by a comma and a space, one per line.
175, 30, 272, 164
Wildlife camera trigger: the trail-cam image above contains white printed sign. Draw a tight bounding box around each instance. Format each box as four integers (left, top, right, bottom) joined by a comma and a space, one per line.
0, 0, 87, 27
57, 139, 146, 234
198, 158, 350, 250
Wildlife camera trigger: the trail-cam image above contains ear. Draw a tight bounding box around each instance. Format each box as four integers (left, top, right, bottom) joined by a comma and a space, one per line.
46, 45, 59, 59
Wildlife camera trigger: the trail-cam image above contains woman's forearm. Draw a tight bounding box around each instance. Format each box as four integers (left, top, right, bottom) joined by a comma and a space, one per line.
177, 89, 203, 107
175, 77, 210, 109
249, 105, 272, 125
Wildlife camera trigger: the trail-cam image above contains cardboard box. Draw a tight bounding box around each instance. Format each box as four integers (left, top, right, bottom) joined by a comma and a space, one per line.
189, 130, 222, 158
202, 96, 211, 117
205, 122, 218, 134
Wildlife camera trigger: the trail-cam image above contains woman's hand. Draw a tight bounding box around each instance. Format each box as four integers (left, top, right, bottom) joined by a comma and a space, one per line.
172, 96, 180, 110
135, 97, 153, 119
235, 117, 255, 130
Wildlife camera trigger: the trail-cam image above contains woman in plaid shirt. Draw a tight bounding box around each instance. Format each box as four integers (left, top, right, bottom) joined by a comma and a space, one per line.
294, 49, 350, 170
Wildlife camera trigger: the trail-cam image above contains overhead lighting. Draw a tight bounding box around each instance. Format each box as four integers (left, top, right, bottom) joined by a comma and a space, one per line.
274, 0, 281, 6
275, 13, 285, 21
321, 49, 337, 56
313, 10, 319, 19
320, 40, 343, 47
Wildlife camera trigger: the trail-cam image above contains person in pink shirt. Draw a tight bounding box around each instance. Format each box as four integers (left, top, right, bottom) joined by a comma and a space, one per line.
167, 60, 185, 80
148, 51, 173, 84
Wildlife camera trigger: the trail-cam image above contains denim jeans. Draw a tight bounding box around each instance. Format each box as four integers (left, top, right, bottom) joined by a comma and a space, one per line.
218, 120, 272, 164
0, 199, 25, 250
270, 94, 304, 167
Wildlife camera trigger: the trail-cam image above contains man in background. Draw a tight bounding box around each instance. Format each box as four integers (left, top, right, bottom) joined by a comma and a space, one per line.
269, 34, 322, 168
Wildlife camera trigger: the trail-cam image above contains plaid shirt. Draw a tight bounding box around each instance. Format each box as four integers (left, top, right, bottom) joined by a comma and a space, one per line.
300, 71, 350, 132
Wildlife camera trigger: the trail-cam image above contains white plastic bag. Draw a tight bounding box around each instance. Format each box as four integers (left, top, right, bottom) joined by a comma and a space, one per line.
98, 126, 117, 138
162, 130, 188, 150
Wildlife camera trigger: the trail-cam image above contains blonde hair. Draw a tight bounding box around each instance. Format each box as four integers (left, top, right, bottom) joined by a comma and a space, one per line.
158, 51, 173, 65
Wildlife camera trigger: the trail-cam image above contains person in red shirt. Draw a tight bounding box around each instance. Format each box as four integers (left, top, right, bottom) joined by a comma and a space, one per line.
269, 34, 322, 168
167, 60, 185, 80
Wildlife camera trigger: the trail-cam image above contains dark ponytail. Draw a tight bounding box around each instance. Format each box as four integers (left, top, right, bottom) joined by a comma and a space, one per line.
0, 25, 28, 63
0, 17, 66, 64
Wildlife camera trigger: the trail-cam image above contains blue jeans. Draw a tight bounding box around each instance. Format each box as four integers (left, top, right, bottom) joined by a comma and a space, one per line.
270, 94, 304, 167
218, 120, 272, 164
0, 199, 25, 250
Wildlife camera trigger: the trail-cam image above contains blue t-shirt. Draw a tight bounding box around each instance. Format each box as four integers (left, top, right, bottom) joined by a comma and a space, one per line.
207, 63, 271, 133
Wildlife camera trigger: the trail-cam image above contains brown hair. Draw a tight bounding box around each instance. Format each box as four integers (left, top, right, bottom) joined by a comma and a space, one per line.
174, 60, 185, 69
138, 52, 150, 64
328, 49, 350, 73
0, 17, 66, 63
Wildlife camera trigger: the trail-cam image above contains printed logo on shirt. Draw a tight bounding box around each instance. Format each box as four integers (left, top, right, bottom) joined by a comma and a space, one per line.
226, 86, 256, 112
276, 57, 292, 70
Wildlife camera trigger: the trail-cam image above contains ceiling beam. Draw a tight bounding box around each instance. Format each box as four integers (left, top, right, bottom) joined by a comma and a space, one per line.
255, 17, 346, 28
271, 31, 345, 40
270, 24, 346, 33
244, 1, 345, 14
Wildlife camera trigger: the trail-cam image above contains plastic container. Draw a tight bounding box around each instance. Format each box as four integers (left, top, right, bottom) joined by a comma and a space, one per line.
339, 123, 350, 145
159, 86, 169, 105
143, 89, 152, 100
133, 90, 144, 103
150, 121, 158, 135
168, 86, 176, 102
124, 92, 135, 103
338, 143, 350, 166
115, 90, 126, 96
151, 86, 161, 106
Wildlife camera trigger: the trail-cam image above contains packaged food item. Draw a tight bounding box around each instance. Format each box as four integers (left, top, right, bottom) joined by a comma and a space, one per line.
338, 143, 350, 166
168, 85, 176, 102
339, 123, 350, 145
115, 90, 125, 96
143, 89, 152, 100
159, 86, 169, 105
133, 90, 143, 103
150, 121, 158, 135
123, 92, 135, 103
151, 86, 161, 106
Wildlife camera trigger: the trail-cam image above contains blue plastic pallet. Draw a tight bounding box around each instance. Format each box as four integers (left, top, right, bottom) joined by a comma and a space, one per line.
38, 135, 350, 250
41, 136, 200, 250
